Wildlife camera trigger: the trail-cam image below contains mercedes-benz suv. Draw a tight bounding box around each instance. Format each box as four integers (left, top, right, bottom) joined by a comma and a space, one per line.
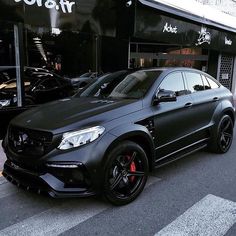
2, 68, 235, 205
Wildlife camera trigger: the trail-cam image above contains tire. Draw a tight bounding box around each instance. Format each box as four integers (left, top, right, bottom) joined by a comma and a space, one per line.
103, 141, 149, 205
209, 115, 234, 153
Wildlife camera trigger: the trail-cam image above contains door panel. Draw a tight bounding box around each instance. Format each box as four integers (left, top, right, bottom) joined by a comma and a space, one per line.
184, 72, 220, 133
152, 94, 195, 159
152, 72, 195, 159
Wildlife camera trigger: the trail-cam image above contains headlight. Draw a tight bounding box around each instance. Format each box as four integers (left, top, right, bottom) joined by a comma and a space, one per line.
0, 100, 11, 107
58, 126, 105, 150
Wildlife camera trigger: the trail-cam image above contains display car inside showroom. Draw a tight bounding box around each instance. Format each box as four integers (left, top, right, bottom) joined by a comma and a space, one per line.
1, 0, 236, 138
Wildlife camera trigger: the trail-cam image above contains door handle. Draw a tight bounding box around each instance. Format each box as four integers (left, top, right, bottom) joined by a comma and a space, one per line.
212, 97, 219, 102
184, 102, 193, 108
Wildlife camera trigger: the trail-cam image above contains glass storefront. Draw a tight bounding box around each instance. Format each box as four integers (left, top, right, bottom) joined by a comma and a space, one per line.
129, 42, 209, 71
0, 22, 18, 109
24, 25, 97, 77
0, 23, 103, 110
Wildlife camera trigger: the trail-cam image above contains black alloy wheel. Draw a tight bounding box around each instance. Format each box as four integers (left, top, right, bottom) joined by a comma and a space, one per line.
210, 115, 234, 153
104, 141, 148, 205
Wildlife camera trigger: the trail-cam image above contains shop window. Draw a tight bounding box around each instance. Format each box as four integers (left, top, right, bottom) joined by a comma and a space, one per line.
20, 25, 102, 105
129, 44, 208, 71
25, 26, 96, 78
0, 23, 18, 109
159, 72, 186, 96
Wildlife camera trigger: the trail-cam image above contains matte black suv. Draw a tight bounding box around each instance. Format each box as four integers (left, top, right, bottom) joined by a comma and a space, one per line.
2, 68, 235, 205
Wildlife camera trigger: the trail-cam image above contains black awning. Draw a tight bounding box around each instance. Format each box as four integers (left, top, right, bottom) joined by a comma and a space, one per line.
134, 1, 236, 53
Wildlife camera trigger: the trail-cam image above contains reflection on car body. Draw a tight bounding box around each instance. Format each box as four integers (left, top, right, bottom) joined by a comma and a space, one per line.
2, 67, 235, 205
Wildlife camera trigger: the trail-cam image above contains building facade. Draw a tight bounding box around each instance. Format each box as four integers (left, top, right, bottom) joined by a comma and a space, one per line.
0, 0, 236, 137
195, 0, 236, 16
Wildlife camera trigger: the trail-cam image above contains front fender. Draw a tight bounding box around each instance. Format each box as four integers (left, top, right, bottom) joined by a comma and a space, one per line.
106, 123, 156, 169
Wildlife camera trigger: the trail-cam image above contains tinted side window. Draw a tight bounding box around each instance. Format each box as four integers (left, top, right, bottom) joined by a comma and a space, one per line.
206, 77, 220, 89
185, 72, 204, 93
159, 72, 186, 96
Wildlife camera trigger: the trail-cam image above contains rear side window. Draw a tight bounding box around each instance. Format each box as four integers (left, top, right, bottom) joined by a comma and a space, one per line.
159, 72, 186, 96
206, 76, 220, 89
185, 72, 204, 93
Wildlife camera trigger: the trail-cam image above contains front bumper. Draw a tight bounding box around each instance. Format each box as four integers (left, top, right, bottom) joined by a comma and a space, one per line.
3, 131, 117, 198
3, 160, 96, 198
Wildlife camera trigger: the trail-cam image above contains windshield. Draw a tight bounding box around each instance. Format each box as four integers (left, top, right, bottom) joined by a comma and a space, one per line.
78, 70, 162, 99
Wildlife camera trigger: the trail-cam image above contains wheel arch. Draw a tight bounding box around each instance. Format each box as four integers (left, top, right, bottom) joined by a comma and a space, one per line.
209, 100, 235, 149
223, 108, 235, 126
211, 100, 235, 126
105, 126, 156, 172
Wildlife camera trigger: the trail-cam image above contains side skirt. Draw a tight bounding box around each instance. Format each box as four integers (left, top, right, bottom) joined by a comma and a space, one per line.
154, 138, 209, 168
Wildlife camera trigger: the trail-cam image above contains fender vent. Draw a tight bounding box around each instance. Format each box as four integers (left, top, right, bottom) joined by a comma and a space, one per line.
136, 118, 155, 140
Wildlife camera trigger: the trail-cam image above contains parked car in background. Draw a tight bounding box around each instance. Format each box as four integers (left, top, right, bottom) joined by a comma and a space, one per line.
69, 72, 104, 89
2, 68, 235, 205
0, 68, 17, 83
24, 67, 51, 77
0, 68, 74, 108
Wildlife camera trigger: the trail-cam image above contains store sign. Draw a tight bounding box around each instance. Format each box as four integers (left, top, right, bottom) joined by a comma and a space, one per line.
163, 23, 178, 34
195, 27, 211, 46
14, 0, 76, 13
225, 37, 232, 46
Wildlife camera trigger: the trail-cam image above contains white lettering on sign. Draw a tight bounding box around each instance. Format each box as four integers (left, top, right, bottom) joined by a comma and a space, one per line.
14, 0, 76, 14
163, 23, 178, 34
225, 37, 232, 46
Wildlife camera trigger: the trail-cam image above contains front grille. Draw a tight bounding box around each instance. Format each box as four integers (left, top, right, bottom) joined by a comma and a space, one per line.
8, 125, 53, 157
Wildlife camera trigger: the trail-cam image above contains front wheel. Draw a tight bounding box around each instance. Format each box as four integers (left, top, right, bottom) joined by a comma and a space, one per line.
209, 115, 234, 153
104, 141, 149, 205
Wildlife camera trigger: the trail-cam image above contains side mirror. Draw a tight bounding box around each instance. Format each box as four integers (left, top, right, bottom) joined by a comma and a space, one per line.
153, 89, 177, 104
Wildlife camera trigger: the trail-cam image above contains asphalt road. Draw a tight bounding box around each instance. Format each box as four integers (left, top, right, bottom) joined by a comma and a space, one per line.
0, 128, 236, 236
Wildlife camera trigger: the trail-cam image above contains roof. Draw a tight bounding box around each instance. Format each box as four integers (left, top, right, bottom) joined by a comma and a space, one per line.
138, 0, 236, 33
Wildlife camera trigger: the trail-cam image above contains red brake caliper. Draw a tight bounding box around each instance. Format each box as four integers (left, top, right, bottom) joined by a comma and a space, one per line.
126, 155, 136, 182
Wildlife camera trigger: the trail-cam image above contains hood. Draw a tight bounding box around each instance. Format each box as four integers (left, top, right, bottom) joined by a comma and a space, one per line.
11, 97, 143, 134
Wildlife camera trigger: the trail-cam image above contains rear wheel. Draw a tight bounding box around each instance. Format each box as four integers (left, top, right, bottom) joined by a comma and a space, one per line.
209, 115, 233, 153
104, 141, 148, 205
